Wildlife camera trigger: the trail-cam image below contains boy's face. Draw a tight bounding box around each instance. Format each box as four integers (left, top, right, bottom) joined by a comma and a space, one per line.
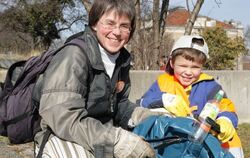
170, 55, 202, 87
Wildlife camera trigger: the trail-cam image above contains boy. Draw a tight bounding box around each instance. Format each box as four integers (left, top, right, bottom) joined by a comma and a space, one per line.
138, 35, 243, 158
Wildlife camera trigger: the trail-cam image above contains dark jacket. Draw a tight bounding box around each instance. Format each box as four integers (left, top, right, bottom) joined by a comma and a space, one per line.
34, 26, 137, 153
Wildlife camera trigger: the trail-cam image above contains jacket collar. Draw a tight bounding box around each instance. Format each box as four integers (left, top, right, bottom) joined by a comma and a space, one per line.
195, 73, 214, 83
81, 26, 131, 70
180, 73, 214, 92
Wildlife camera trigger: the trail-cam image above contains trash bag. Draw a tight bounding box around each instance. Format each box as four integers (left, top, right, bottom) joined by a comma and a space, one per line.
133, 116, 234, 158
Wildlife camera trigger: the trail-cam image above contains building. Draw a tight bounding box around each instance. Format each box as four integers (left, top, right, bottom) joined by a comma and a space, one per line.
164, 7, 244, 39
164, 7, 247, 70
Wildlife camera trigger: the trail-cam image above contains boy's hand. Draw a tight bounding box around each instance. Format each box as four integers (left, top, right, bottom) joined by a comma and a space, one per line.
216, 118, 236, 143
162, 93, 191, 117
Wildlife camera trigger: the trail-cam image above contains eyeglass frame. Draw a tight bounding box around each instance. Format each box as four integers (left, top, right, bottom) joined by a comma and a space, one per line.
98, 20, 132, 33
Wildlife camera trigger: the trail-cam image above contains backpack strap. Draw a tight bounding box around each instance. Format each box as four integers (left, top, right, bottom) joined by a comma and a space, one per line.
12, 48, 68, 94
0, 61, 26, 96
36, 127, 52, 158
13, 37, 92, 94
2, 107, 36, 127
4, 38, 93, 124
65, 38, 94, 86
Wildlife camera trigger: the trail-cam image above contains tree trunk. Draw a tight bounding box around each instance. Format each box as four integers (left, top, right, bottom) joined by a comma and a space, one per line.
159, 0, 169, 37
132, 0, 142, 69
152, 0, 160, 70
185, 0, 204, 35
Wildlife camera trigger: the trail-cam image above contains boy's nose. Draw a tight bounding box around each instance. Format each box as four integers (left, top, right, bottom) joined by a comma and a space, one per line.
185, 68, 193, 75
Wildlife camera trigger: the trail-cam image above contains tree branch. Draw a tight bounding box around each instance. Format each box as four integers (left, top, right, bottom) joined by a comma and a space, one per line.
81, 0, 92, 13
185, 0, 204, 35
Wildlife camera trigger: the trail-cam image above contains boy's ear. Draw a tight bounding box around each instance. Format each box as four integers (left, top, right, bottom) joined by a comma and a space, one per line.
169, 59, 174, 69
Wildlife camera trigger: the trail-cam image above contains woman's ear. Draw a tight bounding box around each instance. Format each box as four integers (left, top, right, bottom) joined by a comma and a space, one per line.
92, 25, 97, 31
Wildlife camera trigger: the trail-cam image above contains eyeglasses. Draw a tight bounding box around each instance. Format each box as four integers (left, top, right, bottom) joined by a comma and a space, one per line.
99, 21, 131, 33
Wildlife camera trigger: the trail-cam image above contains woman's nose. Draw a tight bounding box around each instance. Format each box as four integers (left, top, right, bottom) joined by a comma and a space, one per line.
112, 27, 122, 35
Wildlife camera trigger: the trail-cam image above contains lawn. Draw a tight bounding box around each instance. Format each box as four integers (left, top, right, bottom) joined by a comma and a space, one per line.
238, 123, 250, 158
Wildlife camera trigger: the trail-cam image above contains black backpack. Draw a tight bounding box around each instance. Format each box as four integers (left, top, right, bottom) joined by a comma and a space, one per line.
0, 38, 90, 144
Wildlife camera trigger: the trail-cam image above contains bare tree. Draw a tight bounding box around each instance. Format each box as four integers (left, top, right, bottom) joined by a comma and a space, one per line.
185, 0, 204, 35
159, 0, 169, 37
151, 0, 160, 69
81, 0, 92, 13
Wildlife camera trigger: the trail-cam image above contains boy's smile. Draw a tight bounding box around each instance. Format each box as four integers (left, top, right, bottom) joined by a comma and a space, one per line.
171, 55, 202, 87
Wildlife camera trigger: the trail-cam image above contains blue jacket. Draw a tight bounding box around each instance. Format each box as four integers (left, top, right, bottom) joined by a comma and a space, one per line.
139, 73, 238, 127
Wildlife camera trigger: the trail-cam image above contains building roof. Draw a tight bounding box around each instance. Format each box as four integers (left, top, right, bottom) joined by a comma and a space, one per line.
166, 8, 191, 26
166, 8, 234, 29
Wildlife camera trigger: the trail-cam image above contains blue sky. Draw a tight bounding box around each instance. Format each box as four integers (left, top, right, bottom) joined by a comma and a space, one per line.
62, 0, 250, 39
170, 0, 250, 32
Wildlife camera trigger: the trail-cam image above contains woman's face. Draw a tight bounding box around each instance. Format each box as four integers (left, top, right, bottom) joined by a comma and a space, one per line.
92, 9, 131, 54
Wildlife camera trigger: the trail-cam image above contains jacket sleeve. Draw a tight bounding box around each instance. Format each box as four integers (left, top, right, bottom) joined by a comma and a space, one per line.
39, 46, 117, 152
217, 98, 238, 127
206, 81, 238, 128
139, 81, 164, 108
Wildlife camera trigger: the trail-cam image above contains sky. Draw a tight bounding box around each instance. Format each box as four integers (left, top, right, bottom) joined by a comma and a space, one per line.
60, 0, 250, 40
170, 0, 250, 32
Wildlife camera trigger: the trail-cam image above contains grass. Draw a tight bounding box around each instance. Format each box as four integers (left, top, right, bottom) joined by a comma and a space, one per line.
0, 135, 9, 142
238, 123, 250, 158
0, 50, 41, 60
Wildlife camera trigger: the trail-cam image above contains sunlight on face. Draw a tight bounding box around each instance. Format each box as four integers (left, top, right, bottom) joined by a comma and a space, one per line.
171, 55, 202, 87
92, 9, 131, 54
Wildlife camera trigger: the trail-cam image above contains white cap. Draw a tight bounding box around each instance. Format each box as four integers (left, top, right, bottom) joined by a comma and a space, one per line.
171, 35, 209, 59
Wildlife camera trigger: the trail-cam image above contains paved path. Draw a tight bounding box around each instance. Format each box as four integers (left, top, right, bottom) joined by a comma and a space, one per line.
0, 136, 33, 158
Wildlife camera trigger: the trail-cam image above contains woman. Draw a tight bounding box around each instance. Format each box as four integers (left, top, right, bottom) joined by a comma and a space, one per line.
34, 0, 159, 157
